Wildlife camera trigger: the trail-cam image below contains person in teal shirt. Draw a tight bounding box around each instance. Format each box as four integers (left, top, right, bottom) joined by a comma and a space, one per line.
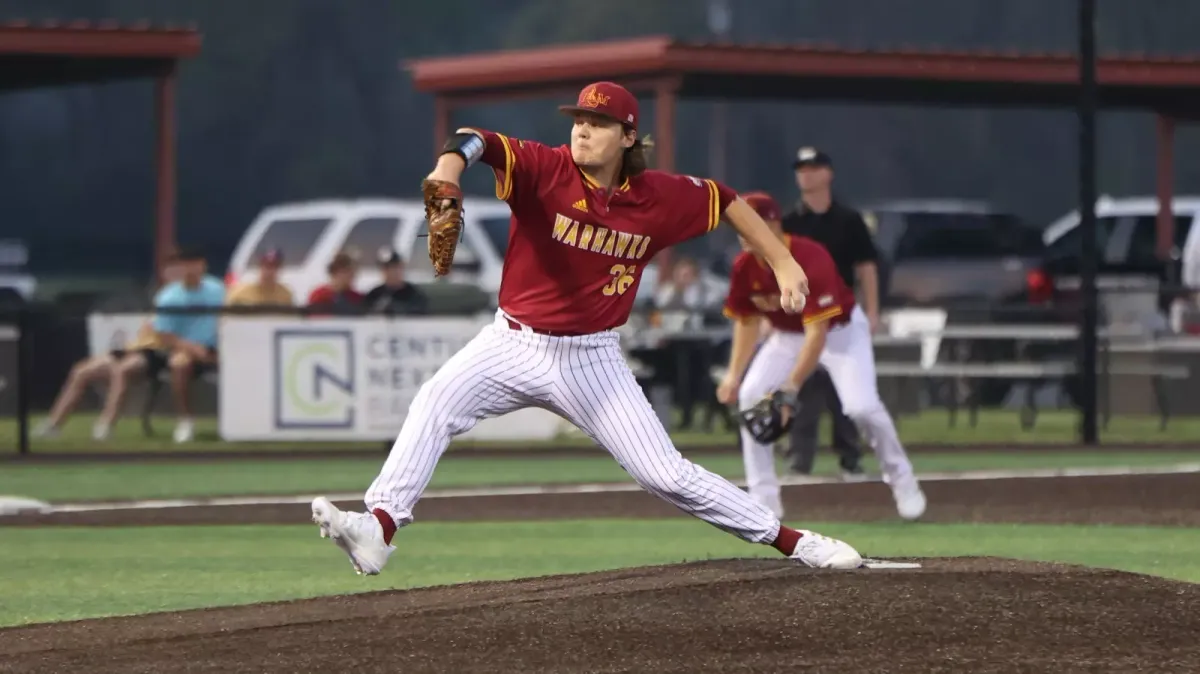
153, 246, 226, 443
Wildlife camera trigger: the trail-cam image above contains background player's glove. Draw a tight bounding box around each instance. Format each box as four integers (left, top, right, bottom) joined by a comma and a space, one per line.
421, 178, 464, 277
739, 389, 800, 444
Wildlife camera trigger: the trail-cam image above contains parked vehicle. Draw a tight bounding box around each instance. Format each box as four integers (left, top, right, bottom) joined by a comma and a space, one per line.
227, 198, 509, 304
1033, 195, 1200, 329
857, 200, 1047, 406
861, 199, 1047, 317
1026, 195, 1200, 405
229, 197, 731, 310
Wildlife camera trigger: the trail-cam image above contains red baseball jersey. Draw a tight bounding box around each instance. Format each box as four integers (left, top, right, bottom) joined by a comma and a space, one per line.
466, 128, 737, 333
723, 235, 855, 332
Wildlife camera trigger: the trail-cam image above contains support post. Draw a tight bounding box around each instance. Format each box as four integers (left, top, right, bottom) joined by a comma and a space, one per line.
653, 80, 680, 275
15, 309, 29, 455
154, 68, 178, 283
433, 96, 451, 161
1155, 114, 1176, 261
1077, 0, 1099, 445
654, 81, 677, 174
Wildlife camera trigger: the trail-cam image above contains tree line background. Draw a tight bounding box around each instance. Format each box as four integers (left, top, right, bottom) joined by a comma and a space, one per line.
2, 0, 1200, 278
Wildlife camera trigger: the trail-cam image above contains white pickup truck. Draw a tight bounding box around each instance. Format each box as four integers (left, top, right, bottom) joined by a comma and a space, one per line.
226, 197, 730, 308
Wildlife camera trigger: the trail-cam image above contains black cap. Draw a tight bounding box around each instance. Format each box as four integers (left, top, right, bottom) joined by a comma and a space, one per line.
377, 247, 402, 266
792, 146, 833, 169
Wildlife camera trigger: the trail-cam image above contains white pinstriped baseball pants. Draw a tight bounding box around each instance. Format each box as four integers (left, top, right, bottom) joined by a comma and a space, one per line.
365, 310, 781, 543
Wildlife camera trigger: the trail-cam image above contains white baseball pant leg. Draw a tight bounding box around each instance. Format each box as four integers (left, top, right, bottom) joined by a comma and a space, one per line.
366, 311, 780, 544
365, 313, 558, 526
551, 330, 780, 543
736, 330, 806, 508
820, 307, 915, 484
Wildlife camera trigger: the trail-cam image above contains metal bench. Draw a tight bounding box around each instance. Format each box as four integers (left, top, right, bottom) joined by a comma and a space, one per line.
876, 361, 1190, 430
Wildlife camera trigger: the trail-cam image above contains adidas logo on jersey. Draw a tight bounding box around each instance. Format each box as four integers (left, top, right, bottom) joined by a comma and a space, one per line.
572, 199, 588, 212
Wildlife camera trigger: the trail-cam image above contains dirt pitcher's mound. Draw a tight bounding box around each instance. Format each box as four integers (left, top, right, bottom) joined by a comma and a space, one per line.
1, 557, 1197, 673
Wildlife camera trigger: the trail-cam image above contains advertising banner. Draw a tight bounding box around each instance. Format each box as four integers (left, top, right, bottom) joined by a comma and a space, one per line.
219, 316, 568, 442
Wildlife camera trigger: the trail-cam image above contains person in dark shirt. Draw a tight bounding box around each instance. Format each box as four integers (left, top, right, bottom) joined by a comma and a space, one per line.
308, 251, 364, 314
365, 249, 429, 315
778, 146, 876, 479
781, 147, 881, 326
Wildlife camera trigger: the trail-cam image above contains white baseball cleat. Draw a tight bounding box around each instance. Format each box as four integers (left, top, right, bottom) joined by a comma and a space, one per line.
891, 477, 927, 521
790, 530, 863, 569
172, 418, 194, 444
311, 497, 396, 576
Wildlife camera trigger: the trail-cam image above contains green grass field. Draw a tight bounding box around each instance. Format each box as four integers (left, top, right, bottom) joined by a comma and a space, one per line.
1, 520, 1197, 627
5, 410, 1200, 455
4, 410, 1198, 631
5, 450, 1199, 503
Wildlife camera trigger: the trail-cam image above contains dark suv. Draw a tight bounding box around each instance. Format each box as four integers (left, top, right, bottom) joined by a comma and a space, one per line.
863, 200, 1047, 318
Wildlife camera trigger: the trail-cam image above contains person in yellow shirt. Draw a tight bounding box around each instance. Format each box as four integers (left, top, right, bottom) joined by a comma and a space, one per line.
36, 321, 170, 440
226, 249, 295, 308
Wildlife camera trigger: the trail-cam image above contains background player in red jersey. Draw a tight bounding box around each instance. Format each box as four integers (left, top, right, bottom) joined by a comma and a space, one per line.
717, 192, 926, 521
311, 82, 864, 574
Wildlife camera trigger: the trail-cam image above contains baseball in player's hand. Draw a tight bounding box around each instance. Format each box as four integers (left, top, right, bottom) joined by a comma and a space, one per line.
774, 261, 809, 314
716, 376, 739, 406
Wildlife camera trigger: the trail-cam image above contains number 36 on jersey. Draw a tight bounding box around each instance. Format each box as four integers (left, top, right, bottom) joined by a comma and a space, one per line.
602, 264, 637, 296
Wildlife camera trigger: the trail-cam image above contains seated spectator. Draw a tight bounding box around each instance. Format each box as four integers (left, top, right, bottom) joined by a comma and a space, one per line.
365, 248, 428, 315
227, 248, 295, 309
153, 245, 226, 443
308, 251, 363, 314
653, 257, 723, 431
654, 257, 712, 322
36, 321, 170, 441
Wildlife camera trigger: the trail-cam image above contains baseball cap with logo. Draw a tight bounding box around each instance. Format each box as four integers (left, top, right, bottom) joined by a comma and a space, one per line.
558, 81, 639, 130
792, 146, 833, 169
740, 191, 782, 221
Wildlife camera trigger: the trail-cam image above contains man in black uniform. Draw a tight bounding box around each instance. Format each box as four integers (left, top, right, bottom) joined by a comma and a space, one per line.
779, 147, 880, 479
365, 249, 429, 315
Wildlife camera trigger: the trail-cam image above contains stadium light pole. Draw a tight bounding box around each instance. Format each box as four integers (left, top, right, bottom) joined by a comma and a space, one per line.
707, 0, 731, 182
1078, 0, 1099, 445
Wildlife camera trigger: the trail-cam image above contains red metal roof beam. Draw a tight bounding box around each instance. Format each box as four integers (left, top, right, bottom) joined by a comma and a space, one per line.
0, 23, 200, 57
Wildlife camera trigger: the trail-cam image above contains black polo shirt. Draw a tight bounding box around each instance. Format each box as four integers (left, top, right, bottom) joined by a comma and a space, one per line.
780, 198, 878, 290
365, 282, 429, 315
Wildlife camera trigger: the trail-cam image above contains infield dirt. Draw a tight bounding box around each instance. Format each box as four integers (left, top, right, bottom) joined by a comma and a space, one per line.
2, 471, 1199, 672
1, 557, 1197, 673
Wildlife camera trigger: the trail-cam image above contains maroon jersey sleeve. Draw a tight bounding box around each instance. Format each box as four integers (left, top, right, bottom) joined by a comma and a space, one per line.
796, 240, 846, 326
722, 255, 760, 320
460, 127, 559, 205
655, 174, 739, 244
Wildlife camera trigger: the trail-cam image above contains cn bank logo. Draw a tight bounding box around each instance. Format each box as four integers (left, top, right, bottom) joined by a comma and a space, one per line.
273, 330, 355, 430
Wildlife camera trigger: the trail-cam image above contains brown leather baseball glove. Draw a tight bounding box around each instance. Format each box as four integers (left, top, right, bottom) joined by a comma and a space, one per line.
421, 179, 464, 277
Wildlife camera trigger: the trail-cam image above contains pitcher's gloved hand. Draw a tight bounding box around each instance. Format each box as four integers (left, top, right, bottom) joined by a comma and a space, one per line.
421, 179, 464, 277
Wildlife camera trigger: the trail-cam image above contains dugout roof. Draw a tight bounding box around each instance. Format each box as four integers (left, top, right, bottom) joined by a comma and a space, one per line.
408, 35, 1200, 261
0, 19, 202, 280
408, 35, 1200, 116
